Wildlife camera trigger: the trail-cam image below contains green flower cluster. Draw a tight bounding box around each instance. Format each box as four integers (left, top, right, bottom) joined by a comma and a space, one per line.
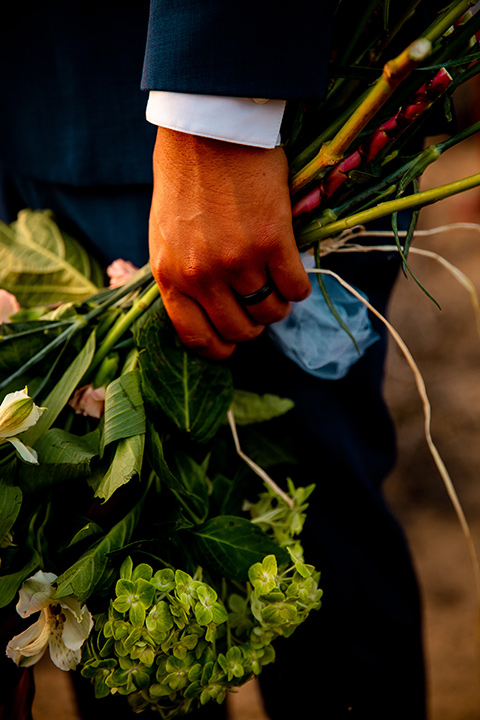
248, 478, 316, 552
81, 550, 322, 716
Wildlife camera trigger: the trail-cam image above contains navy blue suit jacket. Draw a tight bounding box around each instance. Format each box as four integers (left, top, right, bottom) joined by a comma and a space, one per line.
141, 1, 334, 99
0, 1, 156, 186
0, 1, 333, 187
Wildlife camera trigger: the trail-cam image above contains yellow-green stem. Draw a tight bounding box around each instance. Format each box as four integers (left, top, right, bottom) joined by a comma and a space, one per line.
423, 0, 477, 44
89, 283, 160, 373
297, 172, 480, 248
290, 38, 432, 195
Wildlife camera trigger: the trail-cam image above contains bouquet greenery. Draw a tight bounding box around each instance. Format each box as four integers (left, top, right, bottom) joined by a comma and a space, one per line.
0, 212, 322, 716
1, 1, 480, 716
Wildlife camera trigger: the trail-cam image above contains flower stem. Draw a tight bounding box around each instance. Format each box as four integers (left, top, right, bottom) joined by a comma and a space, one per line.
0, 323, 80, 393
290, 38, 432, 195
296, 172, 480, 248
292, 67, 452, 218
89, 283, 160, 374
290, 1, 476, 190
316, 120, 480, 226
423, 0, 477, 45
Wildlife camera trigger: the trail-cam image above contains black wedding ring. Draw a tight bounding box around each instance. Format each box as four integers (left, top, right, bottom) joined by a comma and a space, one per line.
236, 281, 275, 306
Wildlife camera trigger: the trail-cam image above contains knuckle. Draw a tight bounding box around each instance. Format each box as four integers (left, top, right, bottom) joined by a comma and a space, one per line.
208, 345, 237, 361
222, 324, 264, 344
179, 331, 212, 352
181, 261, 204, 283
289, 282, 311, 302
253, 305, 290, 325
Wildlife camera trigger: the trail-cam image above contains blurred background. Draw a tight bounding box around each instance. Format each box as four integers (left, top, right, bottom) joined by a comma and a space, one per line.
32, 83, 480, 720
383, 87, 480, 719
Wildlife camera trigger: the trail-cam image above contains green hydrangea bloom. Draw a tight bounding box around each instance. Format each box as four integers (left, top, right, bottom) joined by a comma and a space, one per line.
81, 520, 322, 717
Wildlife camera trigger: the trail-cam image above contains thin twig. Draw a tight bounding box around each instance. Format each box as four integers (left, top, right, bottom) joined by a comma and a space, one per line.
336, 240, 480, 337
227, 408, 294, 509
354, 223, 480, 238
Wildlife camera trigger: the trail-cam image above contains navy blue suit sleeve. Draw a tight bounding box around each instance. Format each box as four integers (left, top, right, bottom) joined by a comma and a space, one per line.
141, 1, 334, 99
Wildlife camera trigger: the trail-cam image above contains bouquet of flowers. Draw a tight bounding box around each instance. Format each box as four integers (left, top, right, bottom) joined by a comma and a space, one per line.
1, 0, 480, 716
0, 213, 324, 716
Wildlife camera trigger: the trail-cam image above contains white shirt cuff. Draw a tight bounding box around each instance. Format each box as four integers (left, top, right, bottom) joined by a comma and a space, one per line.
146, 91, 286, 149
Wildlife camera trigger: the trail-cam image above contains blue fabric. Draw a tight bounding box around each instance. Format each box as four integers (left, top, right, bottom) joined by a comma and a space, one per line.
268, 253, 379, 379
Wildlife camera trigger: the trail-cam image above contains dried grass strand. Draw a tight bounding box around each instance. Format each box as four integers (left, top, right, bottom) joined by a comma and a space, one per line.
227, 408, 294, 508
338, 242, 480, 338
306, 266, 480, 621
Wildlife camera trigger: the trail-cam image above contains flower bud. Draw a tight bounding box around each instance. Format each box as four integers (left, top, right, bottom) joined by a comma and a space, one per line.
106, 259, 139, 288
0, 388, 46, 440
68, 384, 106, 419
0, 289, 20, 323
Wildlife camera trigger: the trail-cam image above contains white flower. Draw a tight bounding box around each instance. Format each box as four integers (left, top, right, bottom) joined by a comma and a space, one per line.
0, 289, 20, 323
6, 570, 93, 671
0, 387, 46, 463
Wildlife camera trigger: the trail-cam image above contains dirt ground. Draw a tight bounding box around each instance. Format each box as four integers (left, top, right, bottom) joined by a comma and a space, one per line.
31, 133, 480, 719
382, 131, 480, 720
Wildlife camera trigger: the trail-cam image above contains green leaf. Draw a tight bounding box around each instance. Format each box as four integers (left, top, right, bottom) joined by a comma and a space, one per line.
18, 428, 100, 491
0, 321, 63, 372
136, 315, 233, 444
314, 250, 359, 355
102, 371, 146, 451
0, 478, 22, 542
66, 522, 103, 549
191, 516, 289, 582
230, 390, 294, 425
145, 423, 206, 521
22, 330, 96, 446
211, 472, 247, 516
54, 505, 141, 605
391, 204, 441, 309
242, 430, 298, 469
171, 451, 209, 509
0, 210, 101, 307
95, 434, 145, 503
35, 427, 100, 465
0, 551, 39, 608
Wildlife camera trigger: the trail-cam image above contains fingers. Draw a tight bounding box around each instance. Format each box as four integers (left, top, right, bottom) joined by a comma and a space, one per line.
149, 131, 311, 359
162, 291, 237, 361
231, 271, 291, 325
267, 231, 311, 304
199, 290, 266, 344
160, 281, 267, 360
228, 228, 311, 326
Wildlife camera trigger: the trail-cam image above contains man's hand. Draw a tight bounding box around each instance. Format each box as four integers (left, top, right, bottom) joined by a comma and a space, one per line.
149, 126, 311, 360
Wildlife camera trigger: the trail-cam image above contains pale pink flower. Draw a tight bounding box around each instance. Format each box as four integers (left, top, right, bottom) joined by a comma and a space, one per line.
6, 570, 93, 671
68, 384, 106, 419
106, 258, 139, 288
0, 289, 20, 323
